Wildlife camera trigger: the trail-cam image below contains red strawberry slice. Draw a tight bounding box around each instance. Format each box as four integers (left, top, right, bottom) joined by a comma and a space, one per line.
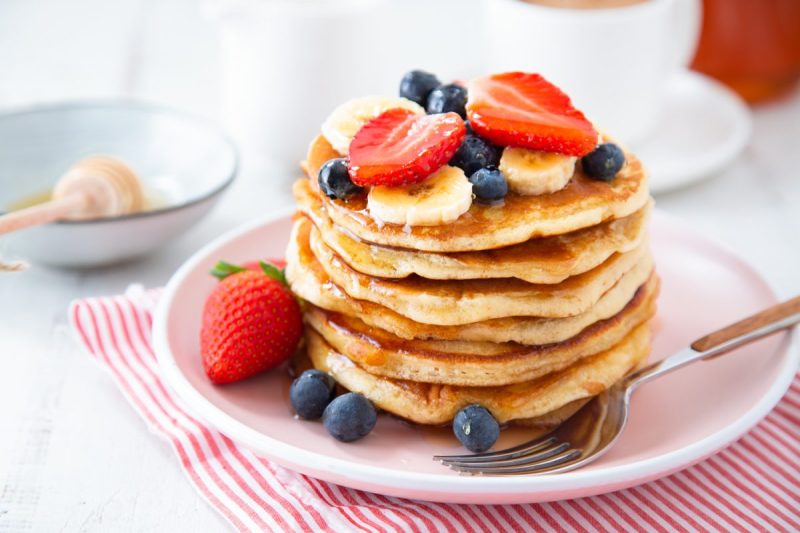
466, 72, 598, 157
348, 108, 466, 187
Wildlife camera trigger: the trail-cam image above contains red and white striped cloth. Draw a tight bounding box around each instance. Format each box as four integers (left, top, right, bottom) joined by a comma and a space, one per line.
70, 287, 799, 533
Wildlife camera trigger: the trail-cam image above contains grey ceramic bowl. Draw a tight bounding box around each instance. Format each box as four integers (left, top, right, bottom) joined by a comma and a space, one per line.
0, 101, 238, 267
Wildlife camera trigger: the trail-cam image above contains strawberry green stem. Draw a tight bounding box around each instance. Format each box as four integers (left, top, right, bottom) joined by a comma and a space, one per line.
210, 260, 288, 287
210, 261, 246, 280
259, 261, 287, 286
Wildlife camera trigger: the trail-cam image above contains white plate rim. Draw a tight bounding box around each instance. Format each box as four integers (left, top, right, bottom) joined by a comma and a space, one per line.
152, 208, 798, 502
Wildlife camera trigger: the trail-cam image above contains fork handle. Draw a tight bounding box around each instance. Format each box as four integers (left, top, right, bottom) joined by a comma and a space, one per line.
691, 295, 800, 353
627, 295, 800, 388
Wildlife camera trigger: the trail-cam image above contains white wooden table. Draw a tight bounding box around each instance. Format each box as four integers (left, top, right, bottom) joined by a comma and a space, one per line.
1, 1, 798, 531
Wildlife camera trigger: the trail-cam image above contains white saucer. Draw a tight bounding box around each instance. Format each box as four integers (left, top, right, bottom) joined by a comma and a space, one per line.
634, 70, 752, 194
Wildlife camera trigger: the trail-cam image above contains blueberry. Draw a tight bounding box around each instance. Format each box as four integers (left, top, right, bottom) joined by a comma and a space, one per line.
450, 135, 500, 176
323, 392, 377, 442
426, 84, 468, 118
453, 404, 500, 453
468, 167, 508, 203
318, 158, 363, 200
290, 370, 336, 420
399, 70, 441, 107
581, 143, 626, 182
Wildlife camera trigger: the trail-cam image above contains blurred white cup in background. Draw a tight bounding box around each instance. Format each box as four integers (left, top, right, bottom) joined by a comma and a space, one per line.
485, 0, 701, 145
211, 0, 392, 174
209, 0, 484, 177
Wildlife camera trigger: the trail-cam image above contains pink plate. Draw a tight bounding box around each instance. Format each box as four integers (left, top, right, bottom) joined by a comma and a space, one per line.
153, 210, 798, 504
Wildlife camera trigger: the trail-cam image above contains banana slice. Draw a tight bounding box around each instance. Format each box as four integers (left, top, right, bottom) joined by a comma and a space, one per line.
321, 96, 425, 155
499, 147, 577, 195
367, 166, 473, 227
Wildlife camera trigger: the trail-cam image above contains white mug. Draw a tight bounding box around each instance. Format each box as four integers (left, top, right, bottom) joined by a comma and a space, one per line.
484, 0, 701, 144
209, 0, 392, 174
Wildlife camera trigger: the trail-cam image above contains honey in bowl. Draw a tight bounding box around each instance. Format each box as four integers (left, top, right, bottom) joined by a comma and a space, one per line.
6, 190, 53, 212
6, 186, 166, 218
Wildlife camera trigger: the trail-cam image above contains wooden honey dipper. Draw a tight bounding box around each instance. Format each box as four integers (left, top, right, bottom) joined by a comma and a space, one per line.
0, 155, 145, 236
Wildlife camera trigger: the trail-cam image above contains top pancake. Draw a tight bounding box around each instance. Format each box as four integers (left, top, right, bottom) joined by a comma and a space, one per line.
302, 134, 650, 252
296, 177, 650, 284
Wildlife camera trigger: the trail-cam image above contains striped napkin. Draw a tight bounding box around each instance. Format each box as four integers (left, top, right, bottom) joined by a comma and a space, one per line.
70, 287, 799, 533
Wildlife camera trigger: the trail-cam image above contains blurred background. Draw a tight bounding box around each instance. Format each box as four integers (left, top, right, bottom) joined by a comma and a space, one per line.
1, 1, 799, 529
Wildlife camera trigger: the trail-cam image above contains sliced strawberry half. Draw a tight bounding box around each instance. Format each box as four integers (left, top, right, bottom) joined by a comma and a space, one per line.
348, 109, 466, 187
466, 72, 598, 157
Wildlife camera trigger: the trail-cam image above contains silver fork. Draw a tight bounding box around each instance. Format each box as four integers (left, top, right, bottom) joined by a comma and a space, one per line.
435, 295, 800, 475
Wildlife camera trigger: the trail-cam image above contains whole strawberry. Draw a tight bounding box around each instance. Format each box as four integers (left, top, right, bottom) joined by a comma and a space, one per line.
201, 260, 302, 384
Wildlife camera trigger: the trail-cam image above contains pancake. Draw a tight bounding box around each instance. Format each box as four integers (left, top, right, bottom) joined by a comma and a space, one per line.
301, 134, 650, 252
304, 275, 658, 386
304, 322, 651, 425
297, 217, 653, 325
296, 177, 651, 284
286, 225, 657, 344
291, 348, 592, 432
512, 399, 590, 431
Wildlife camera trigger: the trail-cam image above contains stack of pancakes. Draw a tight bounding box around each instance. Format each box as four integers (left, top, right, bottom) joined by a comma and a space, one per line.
286, 134, 657, 431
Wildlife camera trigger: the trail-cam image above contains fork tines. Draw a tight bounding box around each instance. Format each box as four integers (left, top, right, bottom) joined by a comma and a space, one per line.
434, 435, 584, 476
